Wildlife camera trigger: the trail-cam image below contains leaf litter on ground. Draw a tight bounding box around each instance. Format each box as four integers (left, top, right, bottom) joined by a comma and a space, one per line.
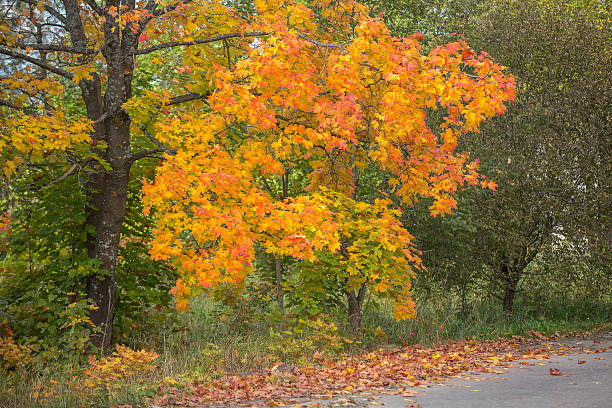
151, 334, 602, 407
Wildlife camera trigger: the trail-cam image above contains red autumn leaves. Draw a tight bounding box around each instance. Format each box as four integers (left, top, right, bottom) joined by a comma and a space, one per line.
549, 368, 565, 376
152, 337, 565, 407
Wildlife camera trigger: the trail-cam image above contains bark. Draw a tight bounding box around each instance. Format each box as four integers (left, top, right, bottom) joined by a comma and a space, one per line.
274, 173, 289, 321
85, 160, 130, 350
346, 283, 367, 333
274, 256, 284, 313
501, 263, 521, 314
80, 4, 136, 351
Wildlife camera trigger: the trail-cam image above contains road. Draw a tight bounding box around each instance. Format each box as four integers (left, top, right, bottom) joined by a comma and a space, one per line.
304, 335, 612, 408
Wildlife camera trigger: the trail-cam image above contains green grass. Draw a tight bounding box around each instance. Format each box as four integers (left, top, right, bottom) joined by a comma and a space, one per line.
1, 291, 610, 408
360, 292, 612, 347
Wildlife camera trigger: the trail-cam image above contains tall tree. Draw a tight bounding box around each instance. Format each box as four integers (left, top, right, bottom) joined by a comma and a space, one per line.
142, 0, 514, 329
453, 0, 611, 312
0, 0, 258, 350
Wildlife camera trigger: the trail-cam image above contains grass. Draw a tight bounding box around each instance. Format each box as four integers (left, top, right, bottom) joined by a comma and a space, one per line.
1, 290, 610, 408
362, 293, 611, 348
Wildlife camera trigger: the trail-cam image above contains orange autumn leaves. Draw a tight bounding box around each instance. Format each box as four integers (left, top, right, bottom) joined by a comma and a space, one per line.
152, 337, 563, 407
142, 0, 515, 316
142, 149, 342, 310
209, 3, 515, 211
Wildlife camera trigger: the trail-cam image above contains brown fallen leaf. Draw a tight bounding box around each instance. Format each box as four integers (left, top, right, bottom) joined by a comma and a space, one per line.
549, 368, 565, 376
151, 335, 581, 407
577, 360, 586, 364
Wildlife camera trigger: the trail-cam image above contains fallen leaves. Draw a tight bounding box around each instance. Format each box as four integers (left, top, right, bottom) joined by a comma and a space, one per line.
151, 337, 577, 407
549, 368, 565, 376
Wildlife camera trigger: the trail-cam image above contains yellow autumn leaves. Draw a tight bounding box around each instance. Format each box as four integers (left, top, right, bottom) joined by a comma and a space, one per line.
0, 112, 92, 179
140, 0, 514, 319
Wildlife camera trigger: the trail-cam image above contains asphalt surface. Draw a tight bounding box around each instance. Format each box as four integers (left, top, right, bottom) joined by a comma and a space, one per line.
305, 334, 612, 408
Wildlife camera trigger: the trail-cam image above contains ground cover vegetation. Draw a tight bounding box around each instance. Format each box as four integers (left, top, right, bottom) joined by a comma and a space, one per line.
0, 0, 609, 406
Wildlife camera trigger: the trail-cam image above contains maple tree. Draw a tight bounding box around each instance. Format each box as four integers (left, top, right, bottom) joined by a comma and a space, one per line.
0, 0, 257, 350
0, 0, 514, 348
142, 0, 515, 328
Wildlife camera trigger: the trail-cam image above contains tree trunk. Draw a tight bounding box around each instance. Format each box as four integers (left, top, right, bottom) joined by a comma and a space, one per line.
346, 283, 367, 333
502, 281, 517, 313
86, 167, 130, 350
82, 18, 136, 350
274, 256, 284, 313
84, 111, 132, 350
501, 264, 521, 314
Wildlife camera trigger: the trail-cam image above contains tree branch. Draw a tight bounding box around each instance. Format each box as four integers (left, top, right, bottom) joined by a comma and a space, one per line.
43, 162, 79, 186
126, 91, 210, 162
82, 0, 104, 16
40, 158, 95, 188
130, 148, 170, 163
152, 0, 194, 17
19, 0, 68, 25
0, 47, 73, 80
0, 99, 24, 111
134, 31, 267, 55
132, 0, 195, 36
15, 42, 97, 54
166, 92, 210, 106
260, 176, 277, 199
93, 112, 108, 124
139, 126, 177, 155
296, 30, 345, 52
